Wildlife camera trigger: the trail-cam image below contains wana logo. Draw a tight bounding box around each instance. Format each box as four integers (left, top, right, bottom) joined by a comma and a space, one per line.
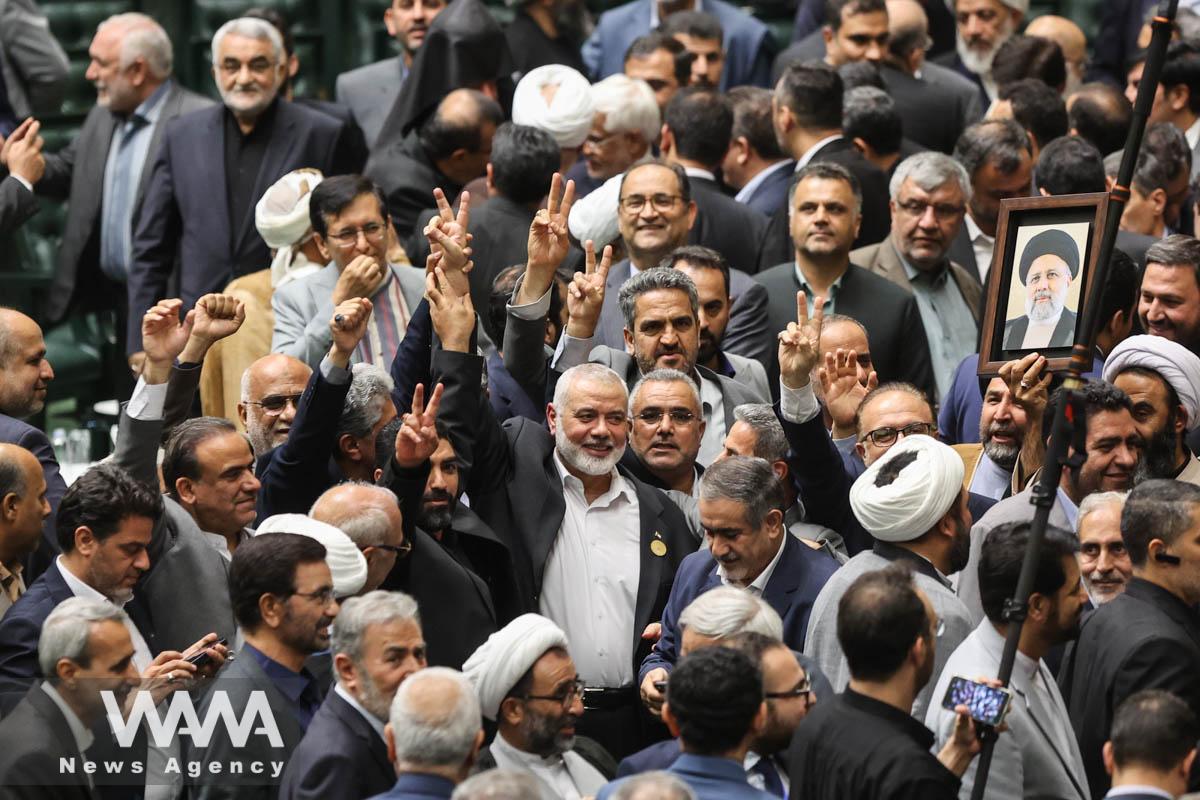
101, 690, 284, 749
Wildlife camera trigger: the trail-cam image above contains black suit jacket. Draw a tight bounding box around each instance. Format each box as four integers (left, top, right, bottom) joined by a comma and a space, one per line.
687, 175, 767, 275
365, 130, 461, 240
756, 138, 892, 271
0, 684, 100, 800
1059, 578, 1200, 799
277, 690, 393, 800
127, 99, 350, 352
755, 261, 936, 400
431, 348, 697, 678
931, 50, 990, 113
879, 65, 973, 155
0, 174, 37, 236
0, 564, 75, 713
1002, 309, 1077, 352
0, 413, 67, 584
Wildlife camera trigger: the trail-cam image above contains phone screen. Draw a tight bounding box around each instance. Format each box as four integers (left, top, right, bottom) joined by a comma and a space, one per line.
941, 676, 1010, 726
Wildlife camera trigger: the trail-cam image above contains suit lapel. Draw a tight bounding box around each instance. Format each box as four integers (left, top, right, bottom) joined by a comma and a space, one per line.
199, 109, 234, 256
876, 240, 913, 291
527, 448, 567, 594
327, 691, 391, 774
234, 103, 302, 254
135, 82, 181, 205
631, 484, 668, 661
759, 535, 798, 612
1013, 675, 1089, 800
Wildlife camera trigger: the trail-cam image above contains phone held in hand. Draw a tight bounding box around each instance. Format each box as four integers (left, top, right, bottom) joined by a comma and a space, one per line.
185, 637, 228, 669
941, 675, 1013, 727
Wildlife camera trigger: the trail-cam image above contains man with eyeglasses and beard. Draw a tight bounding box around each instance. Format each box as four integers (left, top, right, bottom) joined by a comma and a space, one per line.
463, 614, 616, 799
239, 353, 313, 456
1103, 335, 1200, 485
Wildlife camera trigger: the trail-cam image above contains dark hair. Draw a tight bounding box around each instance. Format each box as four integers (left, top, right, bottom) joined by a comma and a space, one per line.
56, 463, 163, 553
838, 60, 885, 92
775, 61, 843, 131
1036, 136, 1105, 195
978, 522, 1078, 624
837, 564, 929, 682
308, 174, 389, 239
162, 417, 242, 499
824, 0, 887, 29
661, 10, 723, 43
1161, 40, 1200, 115
664, 88, 732, 169
722, 631, 786, 666
992, 36, 1067, 91
843, 86, 901, 156
1143, 121, 1193, 179
873, 449, 919, 488
727, 87, 785, 161
1068, 83, 1132, 157
666, 646, 762, 755
419, 89, 504, 162
625, 33, 693, 85
374, 416, 403, 473
486, 265, 567, 345
954, 119, 1031, 179
1121, 479, 1200, 566
1100, 248, 1139, 330
790, 160, 863, 209
619, 160, 692, 204
1146, 233, 1200, 283
1042, 380, 1133, 444
1110, 690, 1200, 772
1132, 149, 1177, 197
229, 532, 327, 630
490, 123, 559, 205
659, 245, 730, 297
999, 79, 1068, 151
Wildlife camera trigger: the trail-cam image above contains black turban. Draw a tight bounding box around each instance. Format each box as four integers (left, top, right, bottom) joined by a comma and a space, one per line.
1018, 228, 1080, 284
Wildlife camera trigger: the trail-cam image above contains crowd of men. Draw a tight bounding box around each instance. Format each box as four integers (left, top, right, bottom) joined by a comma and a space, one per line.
2, 0, 1200, 798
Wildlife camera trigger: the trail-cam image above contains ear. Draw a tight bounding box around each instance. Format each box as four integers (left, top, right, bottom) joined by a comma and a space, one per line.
73, 526, 99, 557
765, 507, 785, 536
546, 402, 559, 435
1176, 404, 1189, 437
385, 723, 397, 772
685, 200, 698, 231
332, 652, 357, 687
338, 433, 363, 463
660, 123, 673, 155
821, 25, 834, 48
1026, 591, 1050, 623
1183, 748, 1198, 779
661, 702, 682, 738
56, 658, 80, 687
854, 440, 867, 464
485, 163, 496, 195
236, 402, 249, 428
731, 136, 751, 165
1169, 84, 1191, 112
258, 592, 286, 630
851, 136, 871, 157
314, 233, 332, 262
752, 699, 769, 735
0, 492, 18, 522
373, 466, 383, 482
1102, 741, 1115, 776
1151, 187, 1167, 216
498, 696, 524, 727
771, 459, 788, 483
287, 53, 299, 79
383, 6, 398, 36
624, 326, 636, 354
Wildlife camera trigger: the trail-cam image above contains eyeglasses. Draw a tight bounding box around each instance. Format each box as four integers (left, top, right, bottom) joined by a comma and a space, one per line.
896, 199, 964, 221
862, 421, 935, 447
328, 222, 386, 248
766, 677, 812, 700
619, 194, 682, 214
290, 587, 337, 606
245, 393, 302, 416
635, 409, 697, 425
522, 677, 586, 708
365, 542, 413, 558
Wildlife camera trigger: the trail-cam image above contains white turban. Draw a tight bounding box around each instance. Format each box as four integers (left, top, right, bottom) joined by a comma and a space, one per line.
1103, 334, 1200, 430
255, 169, 324, 289
849, 435, 964, 542
512, 65, 595, 150
255, 514, 368, 598
461, 613, 569, 720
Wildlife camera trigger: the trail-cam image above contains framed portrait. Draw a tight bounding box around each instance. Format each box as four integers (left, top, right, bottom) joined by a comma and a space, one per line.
977, 193, 1109, 378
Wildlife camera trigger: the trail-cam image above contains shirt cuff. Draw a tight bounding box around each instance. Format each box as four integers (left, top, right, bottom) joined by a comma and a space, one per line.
779, 380, 820, 424
127, 378, 167, 421
319, 356, 352, 385
833, 434, 857, 457
551, 333, 596, 372
9, 174, 32, 193
508, 285, 552, 321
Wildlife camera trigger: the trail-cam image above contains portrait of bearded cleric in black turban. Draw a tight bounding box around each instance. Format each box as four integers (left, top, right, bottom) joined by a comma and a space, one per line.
1003, 227, 1084, 351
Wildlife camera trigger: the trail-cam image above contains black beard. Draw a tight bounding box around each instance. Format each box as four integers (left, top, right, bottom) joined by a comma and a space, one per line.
947, 517, 971, 575
520, 707, 575, 758
416, 503, 455, 532
1135, 425, 1179, 482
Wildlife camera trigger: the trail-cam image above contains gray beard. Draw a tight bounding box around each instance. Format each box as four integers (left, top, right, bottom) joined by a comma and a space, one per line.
982, 438, 1020, 471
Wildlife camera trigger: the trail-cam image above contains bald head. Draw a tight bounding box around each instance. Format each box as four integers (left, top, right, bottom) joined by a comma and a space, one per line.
311, 483, 403, 592
0, 309, 53, 419
388, 667, 481, 774
424, 89, 503, 186
0, 443, 50, 564
887, 0, 929, 69
238, 354, 312, 456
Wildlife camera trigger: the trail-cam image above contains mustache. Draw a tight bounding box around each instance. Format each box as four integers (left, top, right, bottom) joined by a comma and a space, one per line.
422, 489, 453, 502
987, 422, 1018, 436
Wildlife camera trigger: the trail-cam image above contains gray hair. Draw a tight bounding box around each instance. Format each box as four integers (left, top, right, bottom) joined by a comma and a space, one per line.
331, 590, 421, 666
889, 151, 973, 205
552, 363, 627, 414
101, 13, 173, 80
630, 368, 701, 414
1078, 490, 1128, 528
617, 267, 699, 331
389, 667, 481, 769
677, 586, 784, 642
451, 769, 544, 799
591, 74, 661, 144
821, 312, 868, 338
211, 17, 284, 67
39, 598, 130, 682
1104, 149, 1123, 177
731, 404, 788, 462
1147, 233, 1200, 272
698, 455, 784, 530
337, 364, 395, 440
612, 772, 698, 800
310, 481, 397, 548
953, 119, 1031, 179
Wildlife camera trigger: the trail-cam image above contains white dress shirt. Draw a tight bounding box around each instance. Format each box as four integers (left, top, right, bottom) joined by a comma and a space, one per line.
491, 732, 588, 800
965, 213, 996, 284
968, 451, 1012, 501
540, 452, 642, 687
718, 528, 786, 595
56, 557, 153, 672
794, 135, 845, 170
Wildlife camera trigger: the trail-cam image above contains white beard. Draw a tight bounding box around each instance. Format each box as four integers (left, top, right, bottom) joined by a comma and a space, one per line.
956, 15, 1015, 77
1025, 283, 1068, 322
555, 426, 625, 476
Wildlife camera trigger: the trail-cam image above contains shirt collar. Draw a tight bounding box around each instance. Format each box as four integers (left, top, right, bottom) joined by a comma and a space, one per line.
56, 556, 124, 606
243, 642, 315, 706
649, 0, 703, 28
898, 245, 950, 286
794, 134, 844, 169
1187, 117, 1200, 151
682, 165, 716, 183
134, 80, 171, 125
41, 682, 96, 755
1106, 787, 1174, 800
1055, 486, 1080, 531
978, 620, 1039, 684
334, 683, 387, 741
552, 449, 633, 506
492, 730, 569, 771
734, 159, 792, 204
202, 528, 254, 561
794, 264, 847, 298
965, 212, 992, 244
719, 532, 786, 593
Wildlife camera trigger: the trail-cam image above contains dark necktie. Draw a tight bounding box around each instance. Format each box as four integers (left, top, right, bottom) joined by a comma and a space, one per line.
751, 756, 786, 798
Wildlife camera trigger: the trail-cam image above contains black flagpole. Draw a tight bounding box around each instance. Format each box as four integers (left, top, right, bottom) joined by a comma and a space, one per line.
968, 2, 1180, 797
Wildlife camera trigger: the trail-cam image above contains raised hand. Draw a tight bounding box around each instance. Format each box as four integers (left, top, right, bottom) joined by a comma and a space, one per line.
141, 298, 194, 382
179, 293, 246, 363
821, 348, 879, 439
424, 188, 474, 297
4, 118, 44, 185
394, 382, 445, 468
778, 291, 824, 390
565, 240, 612, 339
329, 297, 373, 367
519, 173, 575, 304
332, 255, 385, 306
426, 265, 476, 353
999, 352, 1050, 414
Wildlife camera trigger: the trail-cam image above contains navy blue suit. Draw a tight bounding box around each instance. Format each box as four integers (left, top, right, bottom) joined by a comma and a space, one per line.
0, 563, 72, 712
487, 351, 544, 424
639, 532, 839, 683
368, 774, 456, 800
739, 162, 794, 218
278, 690, 394, 800
0, 414, 66, 583
600, 753, 775, 799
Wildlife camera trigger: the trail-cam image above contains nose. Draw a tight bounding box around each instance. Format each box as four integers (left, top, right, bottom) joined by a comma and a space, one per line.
569, 692, 585, 716
659, 323, 679, 346
865, 42, 884, 61
41, 359, 55, 382
638, 201, 660, 220
429, 468, 448, 491
994, 396, 1013, 421
656, 414, 676, 435
1096, 546, 1113, 572
1125, 83, 1138, 106
964, 14, 985, 37
326, 596, 341, 614
244, 472, 262, 494
1116, 444, 1138, 470
133, 549, 150, 572
86, 61, 99, 82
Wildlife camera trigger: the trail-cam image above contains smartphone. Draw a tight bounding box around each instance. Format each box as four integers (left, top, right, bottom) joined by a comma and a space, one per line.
185, 638, 228, 669
941, 675, 1012, 727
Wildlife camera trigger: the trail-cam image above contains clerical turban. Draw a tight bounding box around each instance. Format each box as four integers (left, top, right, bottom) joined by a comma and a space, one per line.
1018, 228, 1079, 284
849, 435, 964, 542
255, 169, 324, 288
462, 614, 570, 720
512, 65, 595, 150
1104, 334, 1200, 430
255, 514, 368, 598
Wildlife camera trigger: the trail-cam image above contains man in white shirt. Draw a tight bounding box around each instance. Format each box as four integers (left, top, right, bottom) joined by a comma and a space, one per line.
1102, 690, 1198, 800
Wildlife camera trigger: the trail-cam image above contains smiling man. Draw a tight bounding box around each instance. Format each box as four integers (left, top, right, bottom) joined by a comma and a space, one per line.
627, 369, 706, 495
239, 354, 313, 456
1139, 235, 1200, 354
1003, 228, 1080, 352
1075, 492, 1132, 606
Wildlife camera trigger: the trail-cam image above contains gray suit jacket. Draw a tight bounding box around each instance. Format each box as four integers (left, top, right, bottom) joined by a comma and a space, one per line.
334, 57, 404, 149
0, 0, 68, 121
851, 238, 983, 322
725, 351, 770, 400
271, 261, 427, 369
0, 173, 35, 235
927, 621, 1090, 800
37, 81, 214, 321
